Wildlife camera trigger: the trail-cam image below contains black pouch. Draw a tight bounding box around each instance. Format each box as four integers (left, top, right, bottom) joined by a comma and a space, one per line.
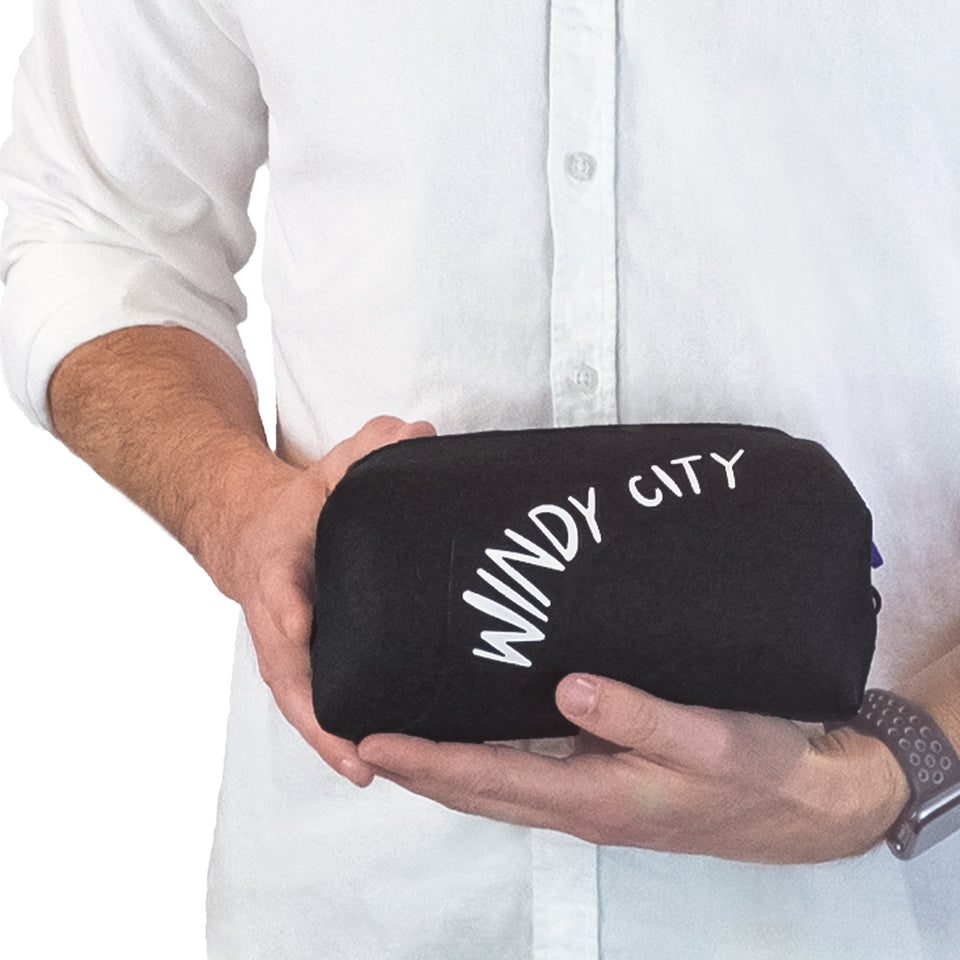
310, 424, 878, 743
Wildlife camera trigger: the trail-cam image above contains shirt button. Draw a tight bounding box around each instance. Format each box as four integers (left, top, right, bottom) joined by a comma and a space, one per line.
572, 364, 599, 395
564, 151, 597, 182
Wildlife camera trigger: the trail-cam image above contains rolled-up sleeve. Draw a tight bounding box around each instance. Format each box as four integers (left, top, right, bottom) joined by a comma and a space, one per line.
0, 0, 268, 428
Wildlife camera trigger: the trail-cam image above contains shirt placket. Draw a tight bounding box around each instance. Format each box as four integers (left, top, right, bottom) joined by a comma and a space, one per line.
547, 0, 619, 428
533, 5, 616, 958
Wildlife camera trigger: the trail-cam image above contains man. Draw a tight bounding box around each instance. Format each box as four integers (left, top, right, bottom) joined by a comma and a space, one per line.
2, 2, 959, 958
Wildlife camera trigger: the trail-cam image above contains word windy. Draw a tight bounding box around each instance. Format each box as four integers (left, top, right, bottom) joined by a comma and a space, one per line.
463, 448, 745, 668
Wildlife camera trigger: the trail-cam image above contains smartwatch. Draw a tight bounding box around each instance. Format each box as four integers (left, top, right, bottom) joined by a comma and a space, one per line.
827, 689, 960, 859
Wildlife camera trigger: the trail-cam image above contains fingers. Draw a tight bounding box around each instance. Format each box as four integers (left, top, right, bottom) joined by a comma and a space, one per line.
272, 675, 375, 787
555, 674, 736, 773
321, 415, 436, 487
259, 557, 314, 640
246, 413, 436, 786
236, 417, 435, 786
258, 632, 376, 787
248, 565, 376, 787
357, 733, 665, 846
358, 734, 586, 831
299, 414, 434, 780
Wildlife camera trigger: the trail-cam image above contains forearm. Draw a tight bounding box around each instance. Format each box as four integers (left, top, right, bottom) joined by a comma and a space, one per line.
47, 324, 297, 598
47, 323, 432, 784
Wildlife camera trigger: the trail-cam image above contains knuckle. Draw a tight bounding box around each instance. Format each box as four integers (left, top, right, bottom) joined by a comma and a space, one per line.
444, 792, 488, 818
282, 601, 314, 641
362, 414, 405, 440
464, 767, 515, 804
407, 420, 437, 438
253, 562, 313, 639
694, 716, 742, 774
624, 699, 665, 749
459, 753, 521, 805
256, 556, 288, 594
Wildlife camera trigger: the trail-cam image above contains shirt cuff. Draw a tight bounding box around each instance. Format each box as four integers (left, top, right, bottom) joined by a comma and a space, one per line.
1, 240, 257, 430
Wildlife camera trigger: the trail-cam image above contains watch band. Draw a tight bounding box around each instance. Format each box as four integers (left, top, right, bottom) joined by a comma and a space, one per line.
828, 688, 960, 859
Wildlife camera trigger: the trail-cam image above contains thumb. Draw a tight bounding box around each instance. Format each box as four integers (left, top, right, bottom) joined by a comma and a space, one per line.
556, 674, 728, 770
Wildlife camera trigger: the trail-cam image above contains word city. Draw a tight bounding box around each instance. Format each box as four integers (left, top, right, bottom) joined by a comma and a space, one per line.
463, 448, 745, 668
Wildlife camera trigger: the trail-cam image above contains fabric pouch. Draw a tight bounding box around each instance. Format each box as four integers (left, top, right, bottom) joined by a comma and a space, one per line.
310, 424, 878, 743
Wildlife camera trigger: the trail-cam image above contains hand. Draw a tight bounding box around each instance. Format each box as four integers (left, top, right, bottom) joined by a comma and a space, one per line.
221, 415, 435, 787
359, 674, 910, 862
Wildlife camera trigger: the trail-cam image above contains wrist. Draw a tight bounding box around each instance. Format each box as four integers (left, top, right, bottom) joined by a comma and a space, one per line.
808, 724, 910, 859
181, 439, 302, 599
828, 688, 960, 859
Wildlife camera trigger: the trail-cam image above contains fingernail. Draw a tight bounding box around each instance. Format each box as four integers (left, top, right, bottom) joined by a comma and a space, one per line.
560, 676, 598, 716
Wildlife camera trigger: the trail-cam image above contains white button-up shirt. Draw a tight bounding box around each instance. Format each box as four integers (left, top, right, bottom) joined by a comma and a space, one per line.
3, 2, 960, 958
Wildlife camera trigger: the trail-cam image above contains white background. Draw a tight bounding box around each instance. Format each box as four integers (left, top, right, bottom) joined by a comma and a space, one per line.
0, 7, 275, 957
